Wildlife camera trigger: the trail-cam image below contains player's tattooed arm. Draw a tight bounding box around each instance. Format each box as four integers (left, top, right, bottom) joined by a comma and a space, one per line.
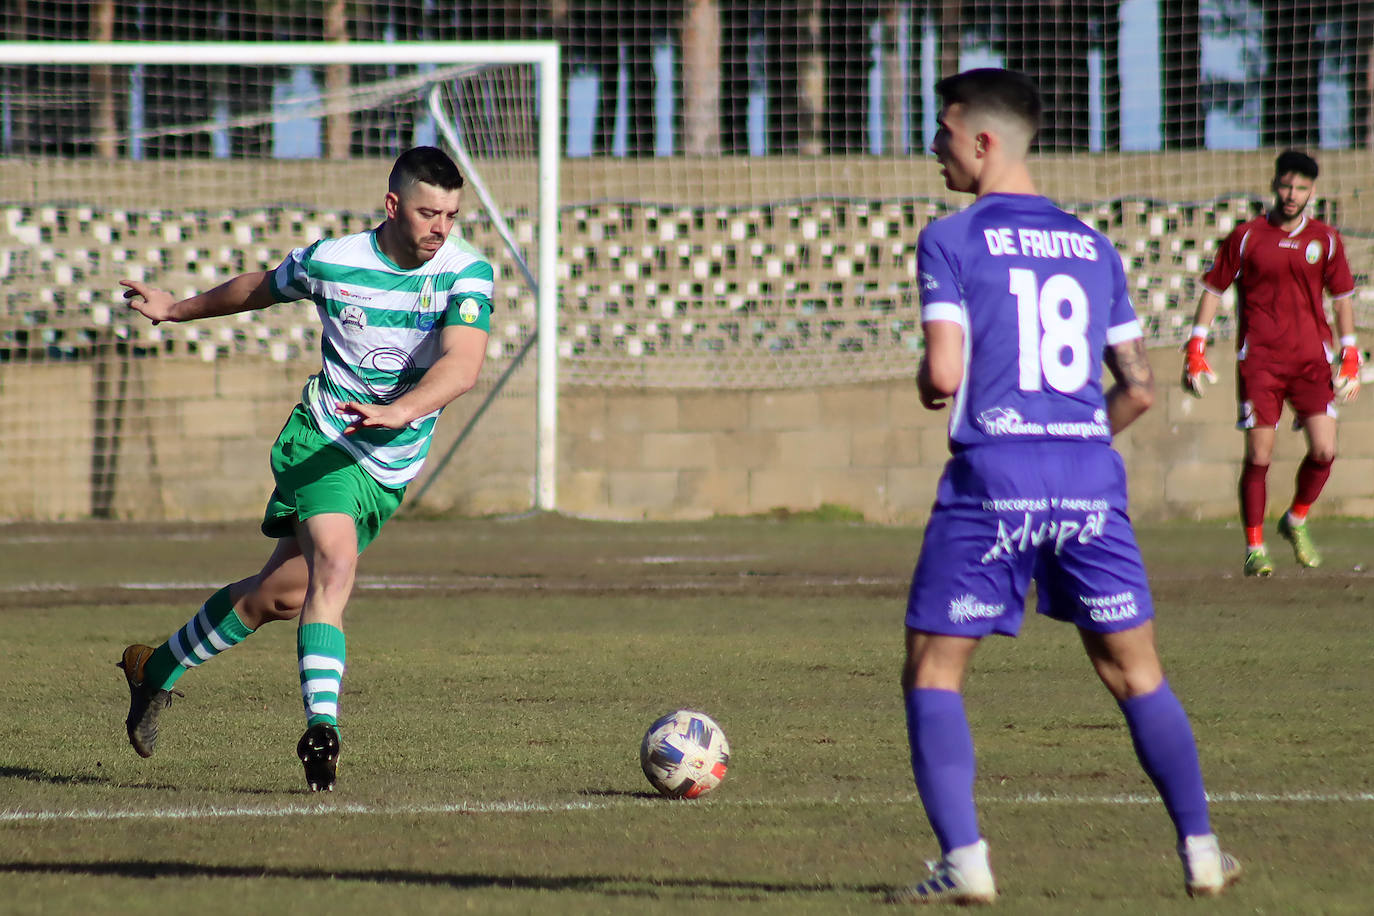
1104, 338, 1156, 434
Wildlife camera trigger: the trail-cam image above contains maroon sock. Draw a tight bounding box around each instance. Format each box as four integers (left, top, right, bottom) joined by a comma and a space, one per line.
1293, 455, 1333, 509
1239, 461, 1268, 529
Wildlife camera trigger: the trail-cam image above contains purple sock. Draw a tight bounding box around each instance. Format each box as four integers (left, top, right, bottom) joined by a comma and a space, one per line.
905, 687, 981, 853
1118, 681, 1212, 842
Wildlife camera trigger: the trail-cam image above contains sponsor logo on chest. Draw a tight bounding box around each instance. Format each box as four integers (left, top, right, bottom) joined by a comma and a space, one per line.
1276, 237, 1323, 264
340, 305, 367, 334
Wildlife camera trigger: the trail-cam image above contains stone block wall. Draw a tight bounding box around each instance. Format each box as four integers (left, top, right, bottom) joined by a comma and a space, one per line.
4, 154, 1373, 523
6, 345, 1370, 525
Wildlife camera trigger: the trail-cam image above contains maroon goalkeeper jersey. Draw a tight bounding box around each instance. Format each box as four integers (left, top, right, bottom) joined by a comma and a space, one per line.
1201, 214, 1355, 366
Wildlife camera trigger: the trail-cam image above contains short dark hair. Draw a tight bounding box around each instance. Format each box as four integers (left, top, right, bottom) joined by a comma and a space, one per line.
389, 146, 464, 194
934, 68, 1042, 138
1274, 149, 1318, 181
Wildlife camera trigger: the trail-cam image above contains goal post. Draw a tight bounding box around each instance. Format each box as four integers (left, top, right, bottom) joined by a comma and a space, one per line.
422, 75, 557, 513
0, 40, 561, 514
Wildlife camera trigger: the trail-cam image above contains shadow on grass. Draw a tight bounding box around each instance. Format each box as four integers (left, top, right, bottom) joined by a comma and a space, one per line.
0, 765, 110, 787
0, 860, 891, 899
0, 764, 185, 792
576, 787, 662, 800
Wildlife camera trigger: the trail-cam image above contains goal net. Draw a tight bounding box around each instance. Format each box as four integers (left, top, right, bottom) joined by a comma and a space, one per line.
543, 0, 1374, 385
3, 4, 1373, 523
0, 42, 558, 520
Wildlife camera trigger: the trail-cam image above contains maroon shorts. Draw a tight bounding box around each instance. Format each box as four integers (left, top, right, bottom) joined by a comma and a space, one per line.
1235, 356, 1334, 429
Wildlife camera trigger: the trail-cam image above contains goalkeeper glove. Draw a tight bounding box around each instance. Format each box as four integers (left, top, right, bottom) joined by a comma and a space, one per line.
1335, 340, 1363, 402
1181, 332, 1216, 398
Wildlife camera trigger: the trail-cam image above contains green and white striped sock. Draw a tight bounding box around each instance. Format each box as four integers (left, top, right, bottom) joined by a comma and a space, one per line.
144, 586, 253, 690
298, 622, 346, 728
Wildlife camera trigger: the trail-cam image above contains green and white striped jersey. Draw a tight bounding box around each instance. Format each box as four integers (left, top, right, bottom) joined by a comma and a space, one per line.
270, 228, 494, 488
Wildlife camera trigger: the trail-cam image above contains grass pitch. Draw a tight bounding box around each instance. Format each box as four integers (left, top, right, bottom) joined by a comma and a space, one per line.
1, 514, 1372, 914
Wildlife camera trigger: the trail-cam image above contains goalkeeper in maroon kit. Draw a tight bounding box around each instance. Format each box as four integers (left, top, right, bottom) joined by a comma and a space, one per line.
1183, 150, 1360, 577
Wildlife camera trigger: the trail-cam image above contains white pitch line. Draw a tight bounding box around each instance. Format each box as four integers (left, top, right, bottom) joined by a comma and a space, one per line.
630, 555, 766, 565
0, 575, 911, 595
0, 798, 634, 823
3, 789, 1370, 825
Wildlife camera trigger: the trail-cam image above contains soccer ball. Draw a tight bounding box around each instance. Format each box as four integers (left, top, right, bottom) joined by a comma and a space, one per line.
639, 709, 730, 799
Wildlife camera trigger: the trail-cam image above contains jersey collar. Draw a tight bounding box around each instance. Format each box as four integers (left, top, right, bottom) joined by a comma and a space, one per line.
369, 225, 425, 272
1271, 213, 1308, 237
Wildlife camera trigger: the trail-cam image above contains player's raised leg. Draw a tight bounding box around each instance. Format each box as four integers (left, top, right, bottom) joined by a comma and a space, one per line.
888, 629, 997, 905
119, 539, 308, 757
1278, 413, 1337, 568
293, 512, 359, 792
1081, 623, 1242, 897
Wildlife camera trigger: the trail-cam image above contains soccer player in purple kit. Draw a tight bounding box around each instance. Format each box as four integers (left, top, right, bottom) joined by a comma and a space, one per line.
888, 69, 1241, 904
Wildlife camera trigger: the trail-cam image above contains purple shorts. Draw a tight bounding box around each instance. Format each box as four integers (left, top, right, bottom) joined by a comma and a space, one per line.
906, 442, 1154, 638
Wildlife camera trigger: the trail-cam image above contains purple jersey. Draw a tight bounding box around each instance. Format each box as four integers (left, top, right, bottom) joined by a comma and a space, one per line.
918, 194, 1143, 450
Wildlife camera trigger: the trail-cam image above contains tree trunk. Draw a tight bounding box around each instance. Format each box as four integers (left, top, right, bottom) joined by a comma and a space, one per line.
1160, 0, 1202, 149
883, 2, 904, 155
938, 0, 960, 80
7, 0, 30, 152
682, 0, 721, 155
1260, 1, 1317, 148
324, 0, 351, 160
797, 0, 824, 155
90, 0, 117, 159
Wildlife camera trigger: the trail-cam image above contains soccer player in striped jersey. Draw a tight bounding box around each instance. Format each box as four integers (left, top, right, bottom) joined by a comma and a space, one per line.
1183, 150, 1359, 577
117, 146, 493, 791
890, 69, 1240, 904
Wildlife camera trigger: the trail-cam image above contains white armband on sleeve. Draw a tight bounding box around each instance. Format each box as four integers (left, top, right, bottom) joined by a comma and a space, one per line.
921, 302, 964, 325
1106, 319, 1144, 345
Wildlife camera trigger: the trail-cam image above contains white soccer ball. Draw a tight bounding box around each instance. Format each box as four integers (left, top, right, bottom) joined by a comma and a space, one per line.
639, 709, 730, 799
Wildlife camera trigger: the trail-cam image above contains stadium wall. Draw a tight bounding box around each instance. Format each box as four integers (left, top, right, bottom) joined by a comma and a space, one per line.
5, 153, 1374, 523
7, 150, 1374, 221
4, 347, 1372, 524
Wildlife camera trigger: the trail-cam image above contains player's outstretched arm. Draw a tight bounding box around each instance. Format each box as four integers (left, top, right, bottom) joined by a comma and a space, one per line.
1105, 337, 1156, 434
121, 271, 276, 325
335, 324, 487, 435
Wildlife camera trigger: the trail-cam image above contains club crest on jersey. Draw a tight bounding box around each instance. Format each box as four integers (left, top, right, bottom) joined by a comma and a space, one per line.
416, 279, 439, 331
459, 298, 482, 324
1305, 240, 1322, 264
340, 305, 367, 334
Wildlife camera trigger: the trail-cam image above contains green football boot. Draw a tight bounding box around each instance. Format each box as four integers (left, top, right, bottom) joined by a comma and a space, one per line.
1243, 545, 1274, 578
1277, 514, 1322, 568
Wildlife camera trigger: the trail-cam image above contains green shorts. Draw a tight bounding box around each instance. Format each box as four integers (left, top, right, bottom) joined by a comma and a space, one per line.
261, 404, 405, 553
